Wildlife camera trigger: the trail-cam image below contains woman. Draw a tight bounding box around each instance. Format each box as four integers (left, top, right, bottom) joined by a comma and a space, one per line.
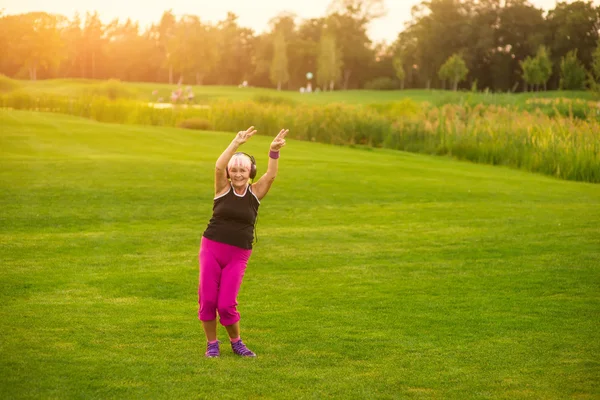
199, 126, 288, 358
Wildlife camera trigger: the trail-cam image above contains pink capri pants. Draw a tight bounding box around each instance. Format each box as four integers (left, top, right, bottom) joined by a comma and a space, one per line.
198, 237, 252, 326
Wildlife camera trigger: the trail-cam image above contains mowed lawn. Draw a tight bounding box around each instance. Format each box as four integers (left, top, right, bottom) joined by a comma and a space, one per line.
0, 109, 599, 399
14, 78, 595, 106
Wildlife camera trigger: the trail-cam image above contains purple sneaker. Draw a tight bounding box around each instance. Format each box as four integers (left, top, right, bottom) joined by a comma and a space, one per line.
205, 341, 220, 358
231, 339, 256, 357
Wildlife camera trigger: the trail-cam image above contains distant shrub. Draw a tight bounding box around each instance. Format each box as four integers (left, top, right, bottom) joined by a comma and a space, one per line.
252, 94, 297, 106
364, 77, 400, 91
81, 79, 137, 100
177, 118, 212, 131
0, 74, 20, 92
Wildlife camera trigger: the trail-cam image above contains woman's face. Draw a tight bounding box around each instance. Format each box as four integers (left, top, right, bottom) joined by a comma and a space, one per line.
229, 165, 250, 188
228, 154, 253, 188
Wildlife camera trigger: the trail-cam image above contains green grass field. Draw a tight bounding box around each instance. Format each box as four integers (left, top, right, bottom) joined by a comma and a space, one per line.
11, 78, 596, 106
1, 109, 599, 399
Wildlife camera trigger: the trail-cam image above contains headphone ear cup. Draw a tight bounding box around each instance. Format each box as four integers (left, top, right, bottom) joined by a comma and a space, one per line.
249, 154, 257, 179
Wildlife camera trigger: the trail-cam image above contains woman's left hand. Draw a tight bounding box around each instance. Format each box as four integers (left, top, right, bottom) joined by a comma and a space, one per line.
270, 129, 288, 151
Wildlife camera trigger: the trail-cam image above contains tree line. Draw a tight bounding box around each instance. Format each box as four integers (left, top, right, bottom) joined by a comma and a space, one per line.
1, 0, 599, 92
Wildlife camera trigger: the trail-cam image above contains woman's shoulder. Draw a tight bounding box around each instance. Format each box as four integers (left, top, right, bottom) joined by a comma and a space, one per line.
214, 185, 231, 200
248, 184, 261, 204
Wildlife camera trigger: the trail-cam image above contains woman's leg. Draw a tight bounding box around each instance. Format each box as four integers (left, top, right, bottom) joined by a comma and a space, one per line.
198, 238, 222, 341
218, 247, 256, 357
217, 251, 250, 327
224, 321, 240, 340
201, 320, 218, 342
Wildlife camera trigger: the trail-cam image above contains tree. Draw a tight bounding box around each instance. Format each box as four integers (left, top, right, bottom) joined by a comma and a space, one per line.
521, 56, 541, 91
179, 15, 218, 85
212, 12, 255, 85
250, 32, 275, 88
104, 19, 147, 81
317, 32, 343, 91
592, 39, 600, 81
324, 0, 386, 90
158, 10, 176, 84
81, 12, 105, 79
8, 12, 65, 80
547, 1, 600, 89
59, 13, 85, 78
392, 54, 405, 89
0, 14, 28, 77
461, 0, 501, 91
548, 1, 600, 70
402, 0, 470, 89
325, 12, 375, 89
166, 17, 195, 83
193, 22, 219, 85
270, 32, 289, 90
291, 18, 323, 89
268, 13, 307, 89
326, 0, 386, 23
438, 53, 468, 91
394, 29, 420, 89
366, 41, 398, 89
0, 3, 595, 89
495, 0, 546, 91
589, 39, 600, 95
536, 46, 552, 91
522, 46, 552, 91
560, 50, 587, 90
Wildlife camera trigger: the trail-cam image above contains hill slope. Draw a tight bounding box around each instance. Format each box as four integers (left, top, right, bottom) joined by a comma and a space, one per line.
1, 110, 599, 399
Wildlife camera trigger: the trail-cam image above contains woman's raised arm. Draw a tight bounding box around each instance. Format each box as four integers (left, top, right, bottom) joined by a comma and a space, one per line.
251, 129, 288, 200
214, 126, 257, 195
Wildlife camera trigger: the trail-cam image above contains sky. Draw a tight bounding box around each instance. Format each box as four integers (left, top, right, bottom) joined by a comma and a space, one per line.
0, 0, 596, 44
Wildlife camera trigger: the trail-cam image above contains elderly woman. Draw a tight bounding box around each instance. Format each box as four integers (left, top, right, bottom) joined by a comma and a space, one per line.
199, 126, 288, 358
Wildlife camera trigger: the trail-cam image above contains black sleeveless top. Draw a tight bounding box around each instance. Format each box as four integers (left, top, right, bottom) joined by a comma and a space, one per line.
203, 184, 260, 249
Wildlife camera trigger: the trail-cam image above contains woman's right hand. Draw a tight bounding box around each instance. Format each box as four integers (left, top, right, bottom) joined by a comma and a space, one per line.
234, 126, 257, 145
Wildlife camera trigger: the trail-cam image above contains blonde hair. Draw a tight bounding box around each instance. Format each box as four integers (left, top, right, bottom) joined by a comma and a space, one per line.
227, 153, 252, 173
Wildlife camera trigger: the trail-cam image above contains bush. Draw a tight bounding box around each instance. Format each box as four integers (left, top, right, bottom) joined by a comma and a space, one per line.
0, 74, 21, 92
177, 118, 212, 131
80, 79, 137, 100
363, 77, 400, 91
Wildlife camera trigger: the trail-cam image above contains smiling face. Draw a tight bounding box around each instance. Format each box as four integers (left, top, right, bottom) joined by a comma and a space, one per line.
227, 153, 253, 189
